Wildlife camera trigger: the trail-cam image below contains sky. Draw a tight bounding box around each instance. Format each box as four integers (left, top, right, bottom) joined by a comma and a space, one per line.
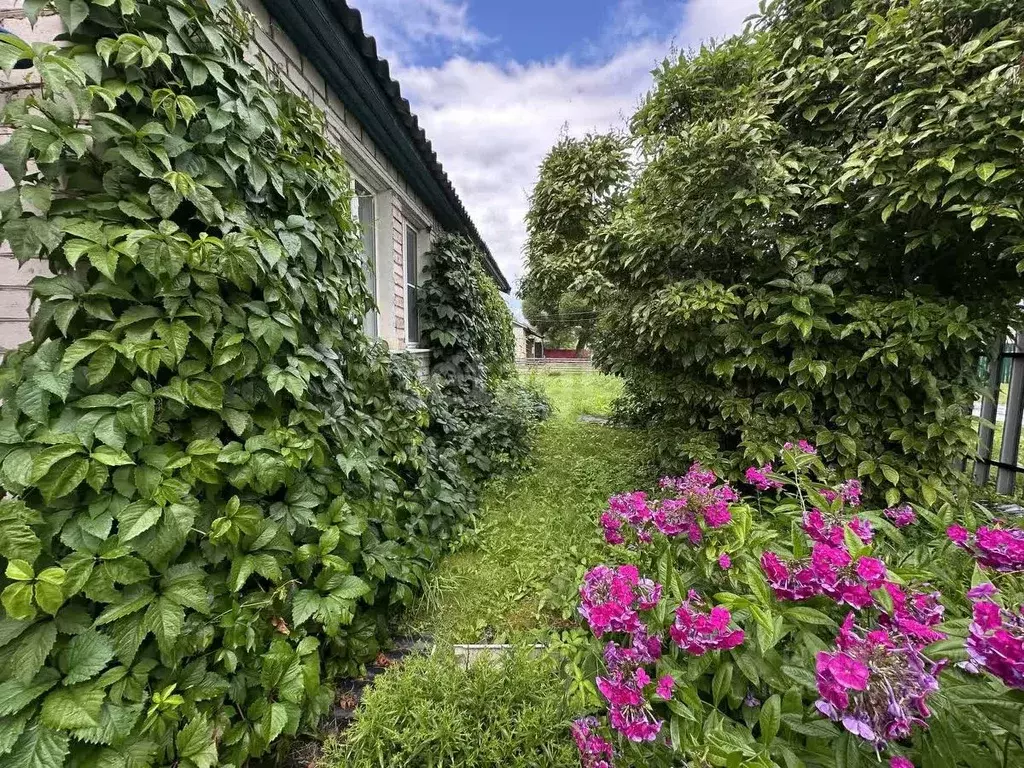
353, 0, 762, 299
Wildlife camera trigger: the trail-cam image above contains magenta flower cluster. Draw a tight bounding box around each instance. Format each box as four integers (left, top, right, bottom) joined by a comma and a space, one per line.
579, 564, 661, 637
745, 463, 783, 491
948, 524, 1024, 573
816, 614, 944, 749
884, 504, 916, 528
601, 463, 737, 546
964, 585, 1024, 690
670, 590, 745, 655
784, 440, 818, 454
596, 639, 674, 743
761, 543, 889, 610
803, 508, 873, 547
571, 717, 615, 768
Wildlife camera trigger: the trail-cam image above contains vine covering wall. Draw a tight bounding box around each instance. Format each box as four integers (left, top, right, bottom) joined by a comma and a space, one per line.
0, 2, 519, 767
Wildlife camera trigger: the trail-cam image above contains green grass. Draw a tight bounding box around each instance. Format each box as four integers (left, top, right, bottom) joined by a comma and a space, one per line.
403, 372, 650, 644
321, 649, 582, 768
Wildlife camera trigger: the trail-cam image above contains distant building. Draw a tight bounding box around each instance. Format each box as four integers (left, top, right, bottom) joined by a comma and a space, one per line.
512, 319, 544, 359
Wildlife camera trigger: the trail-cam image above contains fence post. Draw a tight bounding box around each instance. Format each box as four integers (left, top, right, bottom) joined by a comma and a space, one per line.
996, 331, 1024, 495
974, 339, 1003, 485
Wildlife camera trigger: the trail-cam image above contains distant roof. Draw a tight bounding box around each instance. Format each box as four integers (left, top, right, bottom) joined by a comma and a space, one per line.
512, 318, 541, 335
263, 0, 510, 293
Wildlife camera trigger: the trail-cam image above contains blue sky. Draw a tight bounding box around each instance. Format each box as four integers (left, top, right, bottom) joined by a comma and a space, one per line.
354, 0, 761, 295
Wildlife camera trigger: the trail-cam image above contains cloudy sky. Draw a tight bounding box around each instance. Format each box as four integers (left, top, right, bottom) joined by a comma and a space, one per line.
354, 0, 762, 297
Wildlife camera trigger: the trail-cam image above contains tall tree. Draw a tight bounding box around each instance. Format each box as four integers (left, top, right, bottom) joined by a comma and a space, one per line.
520, 133, 629, 352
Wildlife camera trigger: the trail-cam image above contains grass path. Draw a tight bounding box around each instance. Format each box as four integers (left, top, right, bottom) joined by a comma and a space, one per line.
404, 372, 652, 644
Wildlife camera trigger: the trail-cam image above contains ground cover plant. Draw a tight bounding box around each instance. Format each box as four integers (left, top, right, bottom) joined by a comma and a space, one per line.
320, 647, 583, 768
0, 2, 538, 767
571, 442, 1024, 768
404, 372, 646, 644
525, 0, 1024, 504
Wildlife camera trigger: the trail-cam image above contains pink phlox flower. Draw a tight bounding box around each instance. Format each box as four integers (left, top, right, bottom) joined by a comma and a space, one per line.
745, 463, 783, 491
884, 504, 916, 528
849, 516, 873, 543
718, 553, 732, 570
804, 508, 845, 546
947, 524, 969, 546
890, 758, 914, 768
571, 717, 616, 768
949, 524, 1024, 572
967, 583, 997, 600
602, 491, 654, 545
652, 463, 737, 539
965, 597, 1024, 689
815, 617, 943, 749
670, 593, 745, 655
839, 479, 863, 507
784, 440, 818, 454
878, 583, 946, 648
596, 647, 665, 743
579, 565, 662, 637
655, 675, 674, 700
854, 557, 887, 586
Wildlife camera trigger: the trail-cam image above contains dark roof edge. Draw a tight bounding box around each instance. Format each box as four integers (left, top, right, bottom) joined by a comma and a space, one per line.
261, 0, 510, 293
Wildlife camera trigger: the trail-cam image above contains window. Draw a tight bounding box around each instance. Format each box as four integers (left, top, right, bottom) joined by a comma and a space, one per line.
354, 182, 377, 337
405, 225, 420, 344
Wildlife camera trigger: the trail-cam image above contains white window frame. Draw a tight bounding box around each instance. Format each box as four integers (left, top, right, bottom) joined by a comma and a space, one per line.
352, 178, 378, 338
405, 224, 422, 345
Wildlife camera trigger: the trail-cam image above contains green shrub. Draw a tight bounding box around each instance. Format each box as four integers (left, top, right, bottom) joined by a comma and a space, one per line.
0, 3, 512, 766
322, 648, 582, 768
526, 0, 1024, 504
421, 235, 549, 479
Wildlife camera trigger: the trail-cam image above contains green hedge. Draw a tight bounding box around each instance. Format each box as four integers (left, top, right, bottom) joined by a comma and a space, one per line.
0, 2, 515, 766
528, 0, 1024, 504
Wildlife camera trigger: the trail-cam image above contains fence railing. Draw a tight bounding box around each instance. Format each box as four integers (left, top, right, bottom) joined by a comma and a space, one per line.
972, 333, 1024, 494
516, 358, 595, 373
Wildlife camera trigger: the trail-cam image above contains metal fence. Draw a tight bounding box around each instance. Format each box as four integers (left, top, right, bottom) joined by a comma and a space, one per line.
972, 332, 1024, 494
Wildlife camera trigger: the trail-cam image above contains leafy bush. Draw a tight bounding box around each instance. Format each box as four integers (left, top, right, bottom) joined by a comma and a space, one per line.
526, 0, 1024, 503
569, 443, 1024, 767
0, 3, 512, 767
321, 648, 582, 768
421, 234, 549, 478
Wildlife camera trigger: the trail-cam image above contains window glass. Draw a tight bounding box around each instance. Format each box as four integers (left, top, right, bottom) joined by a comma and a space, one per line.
355, 182, 377, 337
406, 226, 419, 344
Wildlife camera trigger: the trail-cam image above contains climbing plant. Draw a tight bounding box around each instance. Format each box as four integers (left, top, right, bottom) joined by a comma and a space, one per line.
420, 234, 547, 478
0, 2, 493, 766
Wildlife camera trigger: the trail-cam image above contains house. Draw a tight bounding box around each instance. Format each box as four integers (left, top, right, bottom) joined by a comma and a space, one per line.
512, 319, 543, 360
0, 0, 509, 361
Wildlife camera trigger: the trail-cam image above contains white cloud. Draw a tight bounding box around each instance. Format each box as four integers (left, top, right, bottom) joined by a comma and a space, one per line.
354, 0, 491, 62
360, 0, 761, 294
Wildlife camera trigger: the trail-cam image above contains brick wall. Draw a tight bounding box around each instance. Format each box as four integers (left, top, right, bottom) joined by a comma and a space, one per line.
0, 0, 439, 356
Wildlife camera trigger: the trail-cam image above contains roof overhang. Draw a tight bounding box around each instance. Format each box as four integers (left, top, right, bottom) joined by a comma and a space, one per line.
261, 0, 510, 293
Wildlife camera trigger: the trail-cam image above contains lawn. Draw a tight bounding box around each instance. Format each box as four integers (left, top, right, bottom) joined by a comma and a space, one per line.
403, 371, 650, 644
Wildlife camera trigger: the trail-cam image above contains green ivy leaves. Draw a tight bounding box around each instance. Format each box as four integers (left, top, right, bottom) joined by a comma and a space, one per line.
0, 0, 505, 765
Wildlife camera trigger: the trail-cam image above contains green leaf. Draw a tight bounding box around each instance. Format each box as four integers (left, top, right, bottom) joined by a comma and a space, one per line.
117, 504, 161, 542
186, 379, 223, 411
5, 560, 34, 582
0, 672, 58, 718
37, 457, 89, 501
880, 464, 900, 485
784, 606, 835, 627
41, 684, 104, 730
7, 623, 57, 684
175, 717, 217, 768
330, 575, 370, 600
711, 661, 732, 706
0, 712, 30, 758
759, 694, 781, 745
62, 631, 115, 685
144, 598, 182, 657
148, 184, 182, 218
1, 584, 35, 622
30, 446, 84, 484
977, 162, 997, 182
263, 702, 288, 744
1, 723, 69, 768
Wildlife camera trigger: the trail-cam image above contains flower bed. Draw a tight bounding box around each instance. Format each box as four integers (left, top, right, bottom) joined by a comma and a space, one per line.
572, 445, 1024, 767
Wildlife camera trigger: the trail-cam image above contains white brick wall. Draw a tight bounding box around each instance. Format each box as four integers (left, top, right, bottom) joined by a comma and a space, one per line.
0, 0, 441, 355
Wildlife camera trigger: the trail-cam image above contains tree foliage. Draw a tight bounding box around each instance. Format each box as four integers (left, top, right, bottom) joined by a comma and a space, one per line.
0, 2, 525, 766
520, 133, 629, 352
528, 0, 1024, 502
